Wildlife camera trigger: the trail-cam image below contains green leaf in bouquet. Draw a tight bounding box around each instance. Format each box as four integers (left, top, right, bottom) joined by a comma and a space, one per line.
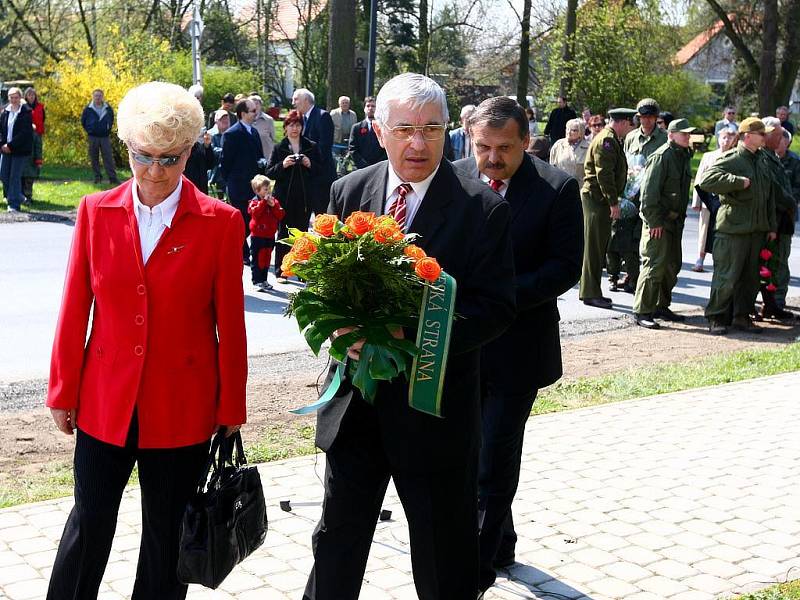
384, 337, 420, 357
350, 347, 379, 402
330, 329, 365, 360
367, 345, 399, 380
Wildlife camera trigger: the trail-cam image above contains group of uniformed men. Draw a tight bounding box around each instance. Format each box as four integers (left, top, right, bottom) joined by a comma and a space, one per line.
579, 98, 799, 332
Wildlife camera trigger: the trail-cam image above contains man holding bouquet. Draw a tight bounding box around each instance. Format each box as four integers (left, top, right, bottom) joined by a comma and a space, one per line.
303, 73, 516, 600
454, 97, 583, 591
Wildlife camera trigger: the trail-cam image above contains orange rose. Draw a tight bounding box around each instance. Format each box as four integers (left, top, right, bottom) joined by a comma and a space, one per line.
373, 218, 404, 244
415, 257, 442, 282
281, 252, 297, 276
313, 214, 338, 237
292, 236, 318, 261
403, 244, 427, 262
344, 211, 376, 236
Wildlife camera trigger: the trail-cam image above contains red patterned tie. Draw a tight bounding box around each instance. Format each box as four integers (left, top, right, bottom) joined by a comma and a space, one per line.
388, 183, 411, 228
490, 179, 504, 193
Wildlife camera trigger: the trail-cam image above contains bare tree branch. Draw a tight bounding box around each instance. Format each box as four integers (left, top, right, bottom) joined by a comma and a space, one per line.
3, 0, 62, 60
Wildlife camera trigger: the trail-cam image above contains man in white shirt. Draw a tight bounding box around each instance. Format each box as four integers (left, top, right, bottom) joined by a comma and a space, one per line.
714, 107, 739, 143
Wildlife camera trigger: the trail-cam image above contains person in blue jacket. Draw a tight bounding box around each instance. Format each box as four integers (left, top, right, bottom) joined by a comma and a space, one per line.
80, 89, 119, 184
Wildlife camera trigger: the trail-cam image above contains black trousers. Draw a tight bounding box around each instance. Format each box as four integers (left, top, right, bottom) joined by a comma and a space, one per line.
477, 388, 538, 591
303, 398, 479, 600
47, 417, 209, 600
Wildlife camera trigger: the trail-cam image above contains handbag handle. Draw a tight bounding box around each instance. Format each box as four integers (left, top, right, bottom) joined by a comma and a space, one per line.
195, 431, 249, 494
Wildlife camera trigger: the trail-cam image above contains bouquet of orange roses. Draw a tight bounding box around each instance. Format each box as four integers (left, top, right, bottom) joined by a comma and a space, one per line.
281, 211, 450, 408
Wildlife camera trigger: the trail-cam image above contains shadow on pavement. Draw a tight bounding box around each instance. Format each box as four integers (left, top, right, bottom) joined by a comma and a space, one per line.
495, 563, 594, 599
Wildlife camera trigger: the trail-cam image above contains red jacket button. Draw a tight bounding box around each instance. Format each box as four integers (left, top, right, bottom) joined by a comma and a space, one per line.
134, 345, 144, 356
137, 284, 146, 295
134, 315, 145, 325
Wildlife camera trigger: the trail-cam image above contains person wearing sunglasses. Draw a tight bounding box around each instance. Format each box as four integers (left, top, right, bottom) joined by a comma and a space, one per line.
714, 106, 739, 145
303, 73, 515, 600
46, 81, 247, 600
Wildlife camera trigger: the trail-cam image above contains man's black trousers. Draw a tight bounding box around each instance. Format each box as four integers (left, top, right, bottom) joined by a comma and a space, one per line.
302, 397, 480, 600
47, 418, 209, 600
478, 388, 538, 591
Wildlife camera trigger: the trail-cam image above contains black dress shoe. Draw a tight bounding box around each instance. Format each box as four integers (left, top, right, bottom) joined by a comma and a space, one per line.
623, 283, 636, 294
634, 313, 661, 329
732, 316, 762, 333
583, 298, 614, 309
762, 306, 796, 321
654, 307, 685, 322
709, 321, 728, 335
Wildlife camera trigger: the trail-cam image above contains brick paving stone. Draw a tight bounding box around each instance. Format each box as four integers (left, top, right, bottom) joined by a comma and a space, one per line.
658, 545, 709, 564
3, 578, 49, 600
0, 564, 40, 586
615, 546, 664, 566
569, 547, 616, 568
682, 573, 732, 595
637, 575, 689, 597
585, 576, 641, 598
649, 558, 700, 579
553, 562, 605, 584
670, 591, 716, 600
627, 532, 674, 551
601, 561, 653, 583
693, 558, 744, 579
536, 577, 587, 599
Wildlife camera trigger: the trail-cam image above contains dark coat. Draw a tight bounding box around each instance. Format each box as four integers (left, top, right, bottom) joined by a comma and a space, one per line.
0, 104, 33, 156
219, 122, 264, 204
80, 103, 114, 137
543, 106, 578, 144
302, 105, 334, 171
315, 159, 516, 471
347, 119, 386, 169
183, 141, 216, 194
455, 153, 584, 392
265, 137, 320, 225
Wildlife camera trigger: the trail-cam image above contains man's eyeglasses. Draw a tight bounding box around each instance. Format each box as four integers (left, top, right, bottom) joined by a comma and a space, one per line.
590, 122, 604, 128
128, 147, 186, 167
384, 124, 447, 141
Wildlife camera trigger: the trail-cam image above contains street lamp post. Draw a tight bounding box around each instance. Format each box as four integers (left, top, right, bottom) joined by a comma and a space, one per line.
191, 0, 204, 86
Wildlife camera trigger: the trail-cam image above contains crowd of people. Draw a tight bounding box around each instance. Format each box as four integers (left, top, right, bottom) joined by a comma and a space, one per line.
5, 72, 796, 599
0, 86, 45, 211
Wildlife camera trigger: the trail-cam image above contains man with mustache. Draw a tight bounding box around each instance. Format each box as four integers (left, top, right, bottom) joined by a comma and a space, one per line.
454, 96, 583, 592
303, 73, 515, 600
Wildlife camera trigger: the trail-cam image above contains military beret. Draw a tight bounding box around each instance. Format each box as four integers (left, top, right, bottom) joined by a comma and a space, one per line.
636, 98, 660, 116
739, 117, 774, 134
608, 108, 637, 120
667, 118, 698, 133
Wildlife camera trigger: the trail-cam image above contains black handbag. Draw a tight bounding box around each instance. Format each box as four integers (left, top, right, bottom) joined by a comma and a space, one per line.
177, 431, 268, 589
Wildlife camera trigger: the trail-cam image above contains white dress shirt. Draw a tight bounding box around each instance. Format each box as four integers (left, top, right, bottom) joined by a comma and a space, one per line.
384, 164, 440, 230
132, 179, 182, 264
479, 173, 511, 198
4, 105, 20, 142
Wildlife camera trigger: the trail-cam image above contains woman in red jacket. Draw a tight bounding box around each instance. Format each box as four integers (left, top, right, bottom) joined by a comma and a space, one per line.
46, 81, 248, 600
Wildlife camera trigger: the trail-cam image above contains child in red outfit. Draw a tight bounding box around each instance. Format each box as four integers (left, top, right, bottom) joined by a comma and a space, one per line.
248, 175, 285, 292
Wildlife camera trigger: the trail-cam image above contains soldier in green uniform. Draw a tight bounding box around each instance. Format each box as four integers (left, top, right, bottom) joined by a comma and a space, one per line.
607, 99, 669, 293
580, 108, 636, 308
631, 119, 696, 329
760, 118, 796, 319
697, 117, 777, 335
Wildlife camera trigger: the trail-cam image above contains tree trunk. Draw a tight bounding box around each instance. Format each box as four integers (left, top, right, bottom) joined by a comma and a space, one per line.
560, 0, 577, 98
516, 0, 531, 106
327, 0, 356, 107
775, 0, 800, 106
418, 0, 429, 74
759, 0, 778, 114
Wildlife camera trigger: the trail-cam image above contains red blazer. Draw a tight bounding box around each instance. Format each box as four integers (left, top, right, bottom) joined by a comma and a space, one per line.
47, 177, 248, 448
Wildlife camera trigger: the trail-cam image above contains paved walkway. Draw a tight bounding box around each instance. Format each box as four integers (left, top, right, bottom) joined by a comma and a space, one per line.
1, 372, 799, 600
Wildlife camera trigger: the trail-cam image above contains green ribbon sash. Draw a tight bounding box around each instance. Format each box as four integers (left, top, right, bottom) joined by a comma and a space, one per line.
408, 272, 456, 417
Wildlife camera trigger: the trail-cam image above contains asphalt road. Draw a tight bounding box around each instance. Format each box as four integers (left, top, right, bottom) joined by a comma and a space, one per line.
2, 212, 799, 383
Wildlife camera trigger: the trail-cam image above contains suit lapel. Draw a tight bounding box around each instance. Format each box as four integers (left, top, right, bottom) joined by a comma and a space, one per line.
360, 165, 388, 215
409, 160, 454, 244
119, 183, 146, 278
506, 154, 537, 222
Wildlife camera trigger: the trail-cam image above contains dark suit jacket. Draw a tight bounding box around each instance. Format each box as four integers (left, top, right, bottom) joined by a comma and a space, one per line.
0, 104, 33, 155
303, 106, 334, 167
455, 153, 583, 393
347, 119, 386, 169
219, 122, 264, 204
316, 159, 516, 471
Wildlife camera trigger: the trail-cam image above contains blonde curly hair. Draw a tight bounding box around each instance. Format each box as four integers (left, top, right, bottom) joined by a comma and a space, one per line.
117, 81, 204, 152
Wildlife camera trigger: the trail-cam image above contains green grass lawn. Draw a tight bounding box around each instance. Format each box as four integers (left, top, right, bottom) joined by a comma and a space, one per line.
731, 580, 800, 599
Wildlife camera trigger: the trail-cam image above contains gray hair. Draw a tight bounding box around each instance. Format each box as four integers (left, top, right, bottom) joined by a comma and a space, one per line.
460, 104, 476, 119
294, 88, 315, 104
763, 116, 782, 129
250, 94, 263, 105
6, 87, 22, 98
565, 118, 585, 135
338, 95, 351, 104
375, 73, 449, 125
782, 130, 792, 142
187, 84, 204, 100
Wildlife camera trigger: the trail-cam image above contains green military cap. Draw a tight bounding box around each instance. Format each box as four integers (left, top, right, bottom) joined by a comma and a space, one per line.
739, 117, 774, 134
608, 108, 637, 119
667, 118, 698, 133
636, 98, 660, 116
